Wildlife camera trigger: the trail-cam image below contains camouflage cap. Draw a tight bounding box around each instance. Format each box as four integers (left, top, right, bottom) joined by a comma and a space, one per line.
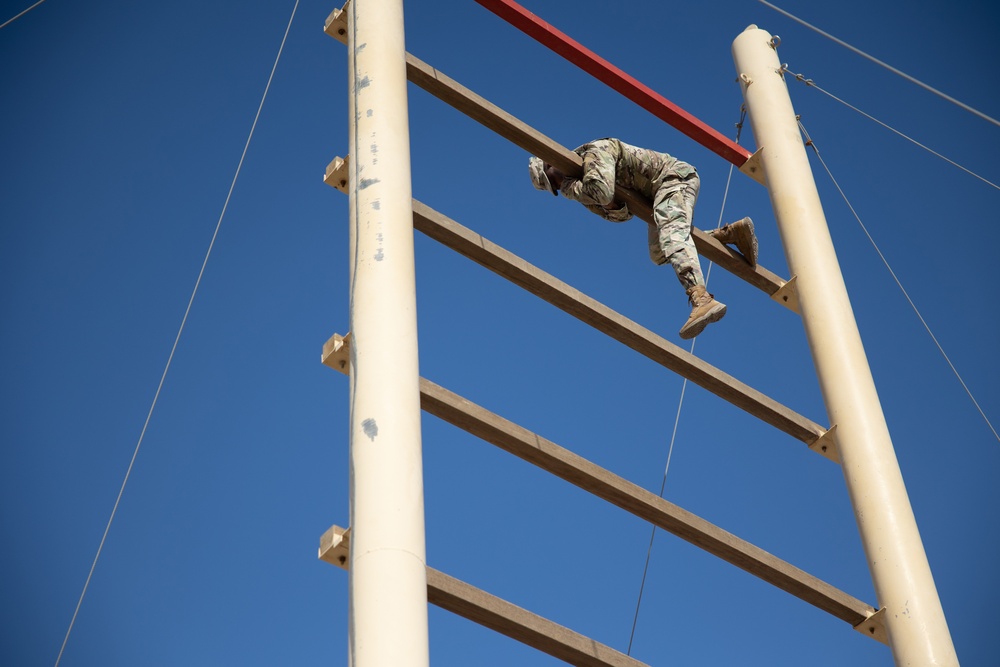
528, 156, 557, 196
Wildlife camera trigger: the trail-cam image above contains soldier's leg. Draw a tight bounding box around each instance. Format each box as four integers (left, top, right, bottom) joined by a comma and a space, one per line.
647, 223, 668, 265
652, 176, 705, 290
654, 176, 726, 338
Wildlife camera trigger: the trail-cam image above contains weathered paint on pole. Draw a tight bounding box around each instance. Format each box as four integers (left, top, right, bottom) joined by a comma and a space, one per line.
732, 25, 959, 666
346, 0, 430, 665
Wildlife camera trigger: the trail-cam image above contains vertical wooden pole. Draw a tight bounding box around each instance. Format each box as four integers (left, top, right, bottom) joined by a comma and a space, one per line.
346, 0, 429, 665
733, 25, 958, 666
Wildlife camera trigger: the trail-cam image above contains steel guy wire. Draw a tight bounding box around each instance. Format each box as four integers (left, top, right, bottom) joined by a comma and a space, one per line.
52, 2, 302, 664
0, 0, 46, 30
756, 0, 1000, 129
627, 108, 745, 655
797, 118, 999, 445
782, 66, 999, 192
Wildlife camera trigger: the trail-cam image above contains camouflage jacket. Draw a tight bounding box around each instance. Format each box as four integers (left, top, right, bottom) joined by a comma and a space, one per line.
560, 138, 697, 222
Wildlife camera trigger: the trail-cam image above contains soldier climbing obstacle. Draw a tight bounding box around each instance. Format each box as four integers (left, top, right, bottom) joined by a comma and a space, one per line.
529, 137, 758, 339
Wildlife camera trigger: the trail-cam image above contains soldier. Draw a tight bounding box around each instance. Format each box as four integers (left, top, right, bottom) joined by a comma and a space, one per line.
529, 137, 757, 339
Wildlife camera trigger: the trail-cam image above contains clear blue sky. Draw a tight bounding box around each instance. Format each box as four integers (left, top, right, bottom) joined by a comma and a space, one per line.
2, 0, 998, 665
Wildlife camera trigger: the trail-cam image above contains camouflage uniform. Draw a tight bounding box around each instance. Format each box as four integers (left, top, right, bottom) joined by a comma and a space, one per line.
559, 138, 704, 290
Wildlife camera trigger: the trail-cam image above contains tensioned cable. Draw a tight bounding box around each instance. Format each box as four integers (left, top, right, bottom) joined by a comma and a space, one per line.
52, 2, 301, 665
0, 0, 46, 30
782, 66, 999, 192
755, 0, 1000, 129
627, 109, 745, 655
797, 118, 999, 445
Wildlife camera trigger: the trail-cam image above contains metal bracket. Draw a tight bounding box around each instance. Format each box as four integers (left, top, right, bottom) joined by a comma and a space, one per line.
770, 274, 800, 314
325, 154, 350, 194
853, 607, 889, 645
739, 146, 766, 186
324, 1, 350, 44
809, 425, 840, 463
322, 332, 351, 375
319, 525, 351, 570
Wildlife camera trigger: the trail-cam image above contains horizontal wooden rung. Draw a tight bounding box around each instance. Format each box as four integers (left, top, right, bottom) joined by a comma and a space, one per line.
319, 525, 653, 667
408, 201, 826, 449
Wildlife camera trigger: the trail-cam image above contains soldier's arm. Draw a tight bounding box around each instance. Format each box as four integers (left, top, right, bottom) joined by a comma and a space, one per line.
561, 147, 616, 206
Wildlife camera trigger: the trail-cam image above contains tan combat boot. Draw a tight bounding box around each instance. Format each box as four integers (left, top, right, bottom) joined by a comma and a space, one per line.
711, 217, 758, 267
679, 285, 726, 339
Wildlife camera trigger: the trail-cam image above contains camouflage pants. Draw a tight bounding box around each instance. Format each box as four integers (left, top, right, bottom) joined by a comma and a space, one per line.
647, 172, 704, 290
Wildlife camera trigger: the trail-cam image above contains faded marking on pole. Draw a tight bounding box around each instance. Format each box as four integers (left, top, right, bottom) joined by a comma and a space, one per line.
362, 418, 378, 441
359, 177, 380, 189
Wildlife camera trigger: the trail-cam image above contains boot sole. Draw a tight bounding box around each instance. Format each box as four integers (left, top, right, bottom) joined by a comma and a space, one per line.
679, 302, 727, 340
733, 218, 758, 267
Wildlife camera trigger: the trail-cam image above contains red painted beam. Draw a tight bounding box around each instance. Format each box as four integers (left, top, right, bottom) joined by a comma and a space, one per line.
475, 0, 752, 167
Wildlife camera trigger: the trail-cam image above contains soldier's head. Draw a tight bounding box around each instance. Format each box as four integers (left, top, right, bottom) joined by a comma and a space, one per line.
528, 156, 558, 196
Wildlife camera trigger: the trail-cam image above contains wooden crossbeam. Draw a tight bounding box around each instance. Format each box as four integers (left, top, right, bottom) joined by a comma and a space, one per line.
319, 526, 652, 667
409, 200, 828, 449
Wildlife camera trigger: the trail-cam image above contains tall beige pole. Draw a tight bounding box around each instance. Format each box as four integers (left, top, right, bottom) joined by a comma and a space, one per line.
732, 26, 958, 666
346, 0, 430, 665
